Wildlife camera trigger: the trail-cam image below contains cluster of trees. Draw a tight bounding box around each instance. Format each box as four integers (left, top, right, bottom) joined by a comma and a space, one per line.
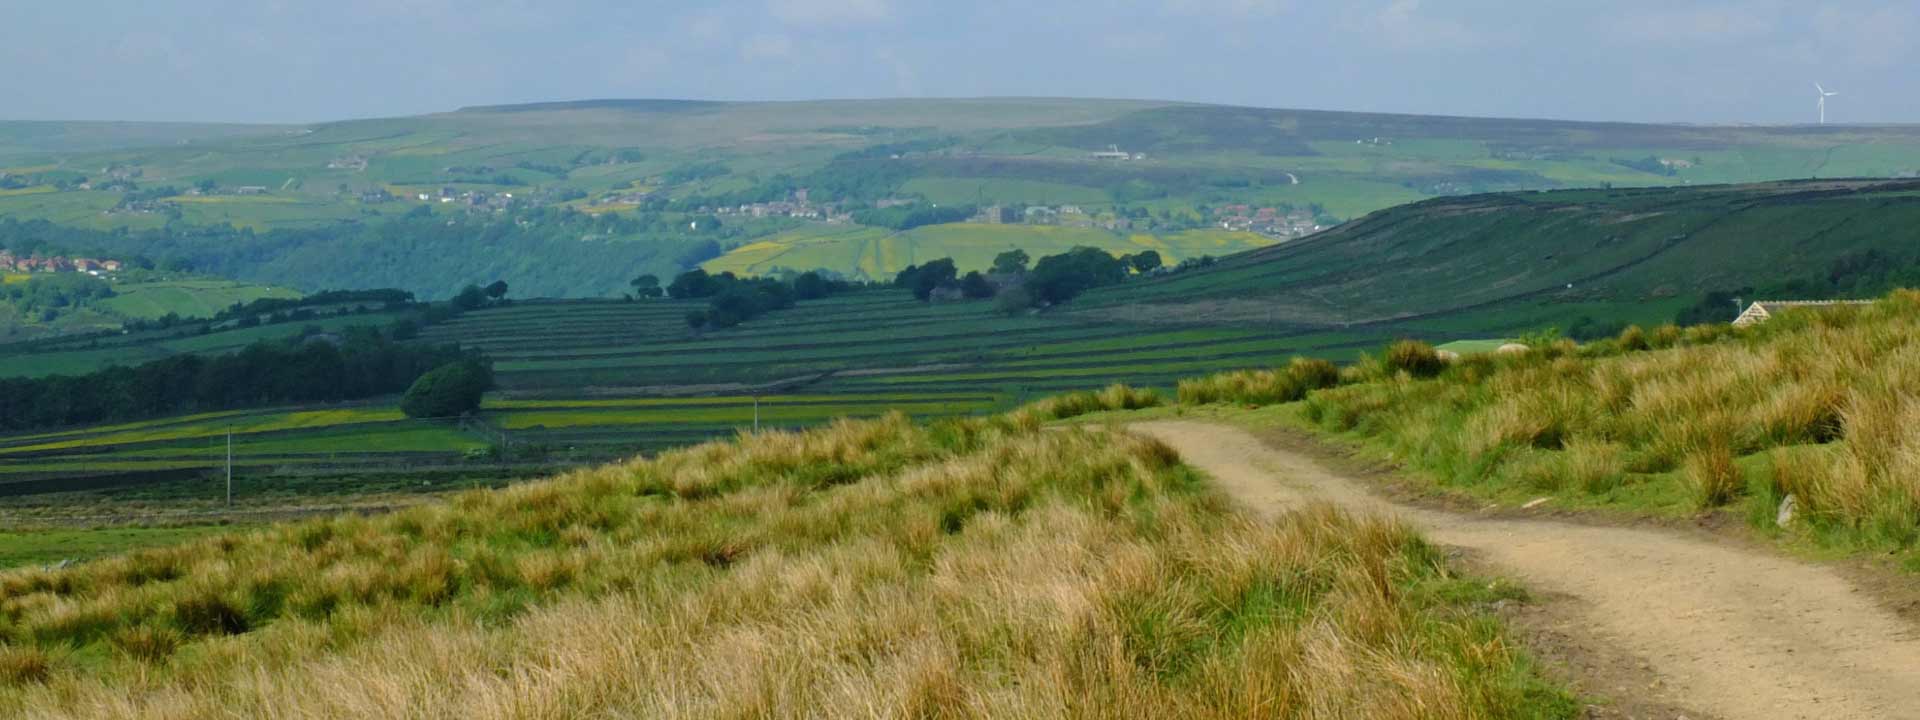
0, 327, 484, 432
667, 268, 847, 329
849, 204, 975, 231
1, 274, 115, 321
892, 247, 1164, 311
399, 360, 494, 419
216, 289, 416, 323
450, 280, 510, 311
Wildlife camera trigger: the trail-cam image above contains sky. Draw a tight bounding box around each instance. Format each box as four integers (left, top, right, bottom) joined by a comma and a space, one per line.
2, 0, 1915, 126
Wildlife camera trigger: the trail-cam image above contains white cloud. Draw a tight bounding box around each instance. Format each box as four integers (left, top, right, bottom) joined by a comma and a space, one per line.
767, 0, 891, 25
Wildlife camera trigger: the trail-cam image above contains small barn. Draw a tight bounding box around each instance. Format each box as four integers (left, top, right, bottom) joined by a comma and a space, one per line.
1731, 300, 1874, 327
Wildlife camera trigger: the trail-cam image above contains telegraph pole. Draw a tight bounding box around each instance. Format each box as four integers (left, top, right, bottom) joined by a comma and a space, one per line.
752, 395, 760, 434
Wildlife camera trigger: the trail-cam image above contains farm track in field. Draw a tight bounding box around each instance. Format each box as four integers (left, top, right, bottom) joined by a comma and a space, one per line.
1135, 421, 1920, 720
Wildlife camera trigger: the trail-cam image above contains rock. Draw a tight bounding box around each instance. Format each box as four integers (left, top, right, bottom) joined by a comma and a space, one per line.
1497, 343, 1531, 355
1522, 496, 1552, 510
1777, 493, 1799, 528
1437, 349, 1461, 363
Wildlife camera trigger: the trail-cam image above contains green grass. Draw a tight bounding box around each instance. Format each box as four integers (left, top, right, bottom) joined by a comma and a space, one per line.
96, 280, 300, 320
704, 222, 1277, 279
0, 404, 1576, 717
1161, 297, 1920, 569
0, 525, 234, 568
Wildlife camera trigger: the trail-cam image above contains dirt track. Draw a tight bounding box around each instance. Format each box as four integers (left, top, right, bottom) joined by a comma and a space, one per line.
1131, 420, 1920, 720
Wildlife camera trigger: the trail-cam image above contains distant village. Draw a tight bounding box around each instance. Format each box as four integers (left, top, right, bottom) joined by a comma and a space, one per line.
1209, 205, 1325, 238
0, 250, 123, 276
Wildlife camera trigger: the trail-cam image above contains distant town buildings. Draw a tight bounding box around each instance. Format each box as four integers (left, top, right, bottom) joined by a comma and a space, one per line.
1213, 205, 1323, 238
0, 250, 123, 275
1089, 145, 1146, 161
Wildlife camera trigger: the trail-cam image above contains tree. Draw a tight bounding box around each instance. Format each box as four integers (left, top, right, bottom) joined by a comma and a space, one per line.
399, 360, 493, 418
668, 269, 720, 299
1027, 247, 1128, 305
991, 249, 1030, 275
792, 271, 832, 300
959, 271, 995, 299
1129, 250, 1163, 274
899, 258, 957, 301
484, 280, 509, 300
630, 274, 663, 299
451, 284, 487, 311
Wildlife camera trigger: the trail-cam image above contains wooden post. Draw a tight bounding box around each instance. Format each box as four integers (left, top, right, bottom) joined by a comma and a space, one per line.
225, 431, 233, 507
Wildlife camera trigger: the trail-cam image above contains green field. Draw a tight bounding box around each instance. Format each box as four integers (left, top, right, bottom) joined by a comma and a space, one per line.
96, 279, 300, 320
5, 178, 1920, 560
704, 223, 1277, 279
8, 100, 1920, 297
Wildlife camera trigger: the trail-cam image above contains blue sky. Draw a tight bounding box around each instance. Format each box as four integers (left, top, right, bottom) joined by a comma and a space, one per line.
2, 0, 1915, 125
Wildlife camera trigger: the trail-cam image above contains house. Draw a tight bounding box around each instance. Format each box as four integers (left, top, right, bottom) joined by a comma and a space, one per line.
233, 186, 269, 195
1732, 300, 1875, 327
1089, 145, 1133, 160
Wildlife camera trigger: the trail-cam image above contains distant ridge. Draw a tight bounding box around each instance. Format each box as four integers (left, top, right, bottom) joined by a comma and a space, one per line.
454, 99, 729, 113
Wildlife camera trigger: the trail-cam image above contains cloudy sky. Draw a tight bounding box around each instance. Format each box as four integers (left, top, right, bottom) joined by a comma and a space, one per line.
2, 0, 1914, 125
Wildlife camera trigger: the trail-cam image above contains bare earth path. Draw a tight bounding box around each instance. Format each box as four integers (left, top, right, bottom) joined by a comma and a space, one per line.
1131, 421, 1920, 720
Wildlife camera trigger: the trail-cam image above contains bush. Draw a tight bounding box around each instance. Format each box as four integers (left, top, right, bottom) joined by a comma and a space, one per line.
400, 361, 494, 419
1382, 340, 1446, 378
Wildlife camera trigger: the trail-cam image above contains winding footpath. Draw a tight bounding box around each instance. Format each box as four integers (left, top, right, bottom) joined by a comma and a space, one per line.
1131, 421, 1920, 720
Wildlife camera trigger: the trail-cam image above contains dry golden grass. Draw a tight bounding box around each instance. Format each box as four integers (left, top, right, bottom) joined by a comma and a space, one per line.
0, 399, 1569, 717
1279, 291, 1920, 555
1178, 357, 1341, 405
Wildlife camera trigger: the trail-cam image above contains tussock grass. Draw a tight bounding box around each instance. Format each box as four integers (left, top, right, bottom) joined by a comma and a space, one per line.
1017, 382, 1163, 421
1248, 291, 1920, 558
0, 406, 1569, 717
1177, 357, 1342, 405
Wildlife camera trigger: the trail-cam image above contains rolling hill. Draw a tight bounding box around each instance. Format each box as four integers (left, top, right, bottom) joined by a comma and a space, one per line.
5, 178, 1918, 497
1075, 178, 1920, 328
6, 99, 1920, 295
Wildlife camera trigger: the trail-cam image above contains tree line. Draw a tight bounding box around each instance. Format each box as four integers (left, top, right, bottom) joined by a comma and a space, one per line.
0, 327, 484, 432
892, 246, 1170, 312
659, 269, 852, 329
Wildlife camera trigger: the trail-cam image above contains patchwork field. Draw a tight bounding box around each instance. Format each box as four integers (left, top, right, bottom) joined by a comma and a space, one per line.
95, 279, 300, 320
703, 223, 1277, 279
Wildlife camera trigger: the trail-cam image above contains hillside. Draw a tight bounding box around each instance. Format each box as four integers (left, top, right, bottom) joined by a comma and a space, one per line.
6, 99, 1920, 295
6, 179, 1920, 493
0, 121, 288, 158
1080, 178, 1920, 328
0, 400, 1571, 716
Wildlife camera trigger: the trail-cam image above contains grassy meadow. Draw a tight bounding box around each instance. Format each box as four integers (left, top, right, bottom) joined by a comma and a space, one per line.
0, 401, 1572, 718
702, 223, 1278, 280
1160, 292, 1920, 568
95, 280, 299, 321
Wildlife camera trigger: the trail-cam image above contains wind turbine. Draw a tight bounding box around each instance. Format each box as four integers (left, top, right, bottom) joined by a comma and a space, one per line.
1816, 83, 1839, 124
